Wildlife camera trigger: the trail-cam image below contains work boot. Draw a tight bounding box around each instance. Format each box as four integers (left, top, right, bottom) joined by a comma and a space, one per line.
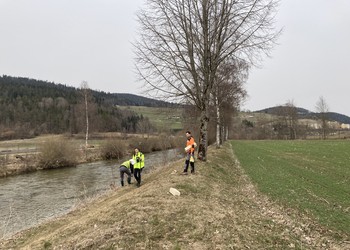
127, 176, 131, 185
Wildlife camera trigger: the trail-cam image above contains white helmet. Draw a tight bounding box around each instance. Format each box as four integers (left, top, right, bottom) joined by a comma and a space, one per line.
130, 159, 135, 165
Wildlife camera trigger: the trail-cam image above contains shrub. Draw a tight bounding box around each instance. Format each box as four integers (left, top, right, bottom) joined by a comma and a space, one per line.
128, 134, 185, 154
39, 138, 78, 169
168, 135, 184, 150
128, 137, 145, 152
146, 137, 163, 152
100, 139, 127, 160
128, 137, 163, 153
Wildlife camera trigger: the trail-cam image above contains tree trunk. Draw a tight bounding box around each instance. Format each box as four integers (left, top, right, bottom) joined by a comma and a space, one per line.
221, 124, 224, 144
216, 96, 221, 148
84, 91, 89, 148
197, 108, 209, 161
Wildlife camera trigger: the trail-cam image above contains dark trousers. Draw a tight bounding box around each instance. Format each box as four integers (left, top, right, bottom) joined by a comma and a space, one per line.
134, 168, 142, 186
120, 166, 131, 186
184, 155, 194, 173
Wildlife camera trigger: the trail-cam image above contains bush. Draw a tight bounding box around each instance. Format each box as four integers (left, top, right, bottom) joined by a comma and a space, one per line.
39, 138, 78, 169
168, 135, 184, 150
128, 136, 164, 153
128, 134, 184, 154
100, 139, 127, 160
145, 137, 163, 152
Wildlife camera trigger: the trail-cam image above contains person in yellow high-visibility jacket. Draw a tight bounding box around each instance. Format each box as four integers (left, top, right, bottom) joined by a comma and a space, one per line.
132, 147, 144, 187
119, 159, 135, 187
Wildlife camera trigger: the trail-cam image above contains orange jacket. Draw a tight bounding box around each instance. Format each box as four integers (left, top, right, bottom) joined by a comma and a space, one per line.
186, 136, 195, 153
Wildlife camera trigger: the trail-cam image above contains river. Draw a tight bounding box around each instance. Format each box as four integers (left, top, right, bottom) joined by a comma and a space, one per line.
0, 149, 182, 239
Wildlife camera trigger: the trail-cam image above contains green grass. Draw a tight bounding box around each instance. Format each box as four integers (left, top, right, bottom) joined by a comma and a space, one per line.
231, 140, 350, 234
117, 105, 183, 131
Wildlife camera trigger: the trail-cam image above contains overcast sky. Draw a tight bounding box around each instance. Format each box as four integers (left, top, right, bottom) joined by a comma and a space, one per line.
1, 0, 349, 116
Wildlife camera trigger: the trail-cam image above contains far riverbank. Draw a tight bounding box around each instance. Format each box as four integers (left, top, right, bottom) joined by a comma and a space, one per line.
0, 133, 183, 178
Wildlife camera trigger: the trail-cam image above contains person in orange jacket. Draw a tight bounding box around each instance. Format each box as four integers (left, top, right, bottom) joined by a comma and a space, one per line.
182, 131, 196, 175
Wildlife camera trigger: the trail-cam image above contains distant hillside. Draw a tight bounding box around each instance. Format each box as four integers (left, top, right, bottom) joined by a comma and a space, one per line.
324, 112, 350, 125
256, 106, 350, 124
97, 92, 177, 107
256, 106, 312, 116
0, 75, 175, 139
0, 75, 174, 107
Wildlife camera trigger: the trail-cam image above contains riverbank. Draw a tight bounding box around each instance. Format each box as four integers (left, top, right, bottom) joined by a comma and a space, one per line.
0, 133, 183, 178
1, 142, 347, 249
0, 148, 181, 240
0, 135, 102, 177
0, 146, 100, 178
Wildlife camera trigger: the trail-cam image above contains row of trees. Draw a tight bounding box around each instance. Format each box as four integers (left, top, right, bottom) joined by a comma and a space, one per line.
236, 97, 335, 140
135, 0, 281, 160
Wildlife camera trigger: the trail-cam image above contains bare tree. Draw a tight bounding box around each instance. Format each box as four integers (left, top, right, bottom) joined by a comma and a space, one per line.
81, 81, 90, 148
213, 59, 248, 147
273, 101, 298, 139
315, 96, 329, 140
285, 100, 298, 139
137, 117, 153, 138
135, 0, 280, 161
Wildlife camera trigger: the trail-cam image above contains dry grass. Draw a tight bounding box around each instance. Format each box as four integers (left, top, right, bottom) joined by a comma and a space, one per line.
38, 138, 78, 169
0, 143, 347, 249
0, 154, 37, 177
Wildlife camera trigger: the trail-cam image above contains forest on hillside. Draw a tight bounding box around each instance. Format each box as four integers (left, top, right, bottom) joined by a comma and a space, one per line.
0, 75, 175, 140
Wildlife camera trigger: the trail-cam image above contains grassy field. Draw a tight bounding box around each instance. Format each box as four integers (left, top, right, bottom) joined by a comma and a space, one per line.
231, 140, 350, 235
117, 105, 183, 131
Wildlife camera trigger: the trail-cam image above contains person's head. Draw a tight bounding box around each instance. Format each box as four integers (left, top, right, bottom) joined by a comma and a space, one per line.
186, 131, 191, 138
134, 148, 139, 154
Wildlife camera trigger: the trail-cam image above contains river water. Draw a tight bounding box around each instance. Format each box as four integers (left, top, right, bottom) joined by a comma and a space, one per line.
0, 149, 182, 239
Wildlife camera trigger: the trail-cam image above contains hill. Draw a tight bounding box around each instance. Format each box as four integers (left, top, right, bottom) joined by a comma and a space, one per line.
256, 106, 350, 124
117, 105, 183, 131
0, 143, 344, 249
0, 75, 177, 139
0, 75, 173, 108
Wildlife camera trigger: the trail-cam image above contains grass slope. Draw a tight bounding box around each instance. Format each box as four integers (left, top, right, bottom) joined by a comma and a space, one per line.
117, 105, 183, 131
1, 143, 347, 249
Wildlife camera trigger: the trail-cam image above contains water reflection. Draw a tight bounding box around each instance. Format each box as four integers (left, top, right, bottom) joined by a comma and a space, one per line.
0, 149, 181, 239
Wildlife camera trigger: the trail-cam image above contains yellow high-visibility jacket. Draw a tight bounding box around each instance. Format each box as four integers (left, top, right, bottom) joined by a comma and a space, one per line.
132, 152, 144, 169
121, 160, 132, 169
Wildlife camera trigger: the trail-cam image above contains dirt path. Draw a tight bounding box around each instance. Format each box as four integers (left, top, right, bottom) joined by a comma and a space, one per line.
1, 143, 348, 249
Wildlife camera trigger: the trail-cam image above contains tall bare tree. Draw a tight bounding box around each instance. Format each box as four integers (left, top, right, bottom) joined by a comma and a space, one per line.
135, 0, 280, 160
315, 96, 329, 140
213, 59, 248, 147
273, 101, 298, 139
81, 81, 90, 148
285, 100, 298, 139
